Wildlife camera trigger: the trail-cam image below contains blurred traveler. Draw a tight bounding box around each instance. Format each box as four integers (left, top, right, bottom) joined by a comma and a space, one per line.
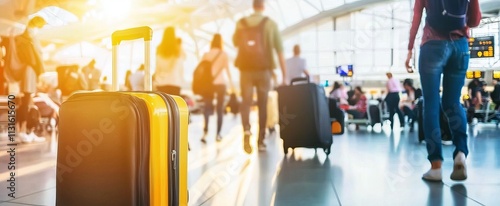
285, 44, 309, 84
406, 0, 481, 181
16, 16, 47, 143
233, 0, 287, 153
124, 70, 132, 91
82, 59, 102, 90
384, 72, 405, 130
480, 81, 489, 103
346, 86, 367, 119
346, 86, 367, 131
200, 34, 234, 143
401, 79, 417, 131
155, 27, 185, 96
129, 65, 145, 91
467, 79, 482, 109
329, 81, 349, 110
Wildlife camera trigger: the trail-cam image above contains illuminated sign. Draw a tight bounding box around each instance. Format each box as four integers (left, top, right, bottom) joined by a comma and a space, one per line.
466, 70, 484, 79
494, 71, 500, 80
469, 36, 495, 58
336, 65, 353, 77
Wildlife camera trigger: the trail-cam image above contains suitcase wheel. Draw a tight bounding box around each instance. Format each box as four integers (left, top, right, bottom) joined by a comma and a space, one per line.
324, 147, 331, 155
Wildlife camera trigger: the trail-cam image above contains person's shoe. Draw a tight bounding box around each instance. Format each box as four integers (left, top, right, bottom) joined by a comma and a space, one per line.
243, 135, 252, 154
201, 133, 207, 144
216, 135, 223, 142
30, 133, 46, 143
451, 152, 467, 181
20, 133, 32, 143
441, 140, 453, 146
422, 168, 443, 182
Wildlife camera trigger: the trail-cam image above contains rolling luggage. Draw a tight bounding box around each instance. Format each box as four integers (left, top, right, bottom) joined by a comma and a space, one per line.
416, 98, 453, 143
328, 98, 345, 135
58, 92, 152, 206
57, 27, 188, 206
277, 78, 332, 155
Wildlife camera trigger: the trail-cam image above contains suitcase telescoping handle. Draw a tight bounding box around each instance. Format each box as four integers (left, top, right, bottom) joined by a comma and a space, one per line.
111, 26, 153, 91
290, 77, 310, 85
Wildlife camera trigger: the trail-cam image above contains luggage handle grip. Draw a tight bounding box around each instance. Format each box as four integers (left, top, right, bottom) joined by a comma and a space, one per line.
111, 26, 153, 91
111, 26, 153, 46
290, 77, 310, 85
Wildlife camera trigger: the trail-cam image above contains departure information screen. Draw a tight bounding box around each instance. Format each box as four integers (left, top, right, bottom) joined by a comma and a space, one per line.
469, 36, 495, 58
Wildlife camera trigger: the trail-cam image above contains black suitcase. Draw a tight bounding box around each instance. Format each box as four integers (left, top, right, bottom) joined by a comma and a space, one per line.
416, 98, 453, 143
57, 93, 150, 206
277, 78, 332, 155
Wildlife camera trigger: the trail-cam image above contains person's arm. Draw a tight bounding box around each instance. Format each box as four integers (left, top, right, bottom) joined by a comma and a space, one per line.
278, 53, 287, 84
271, 21, 287, 84
224, 54, 235, 92
406, 0, 425, 69
303, 69, 310, 77
467, 0, 482, 28
302, 59, 310, 77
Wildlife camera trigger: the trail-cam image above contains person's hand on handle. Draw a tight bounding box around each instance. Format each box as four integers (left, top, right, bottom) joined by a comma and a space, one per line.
405, 50, 413, 72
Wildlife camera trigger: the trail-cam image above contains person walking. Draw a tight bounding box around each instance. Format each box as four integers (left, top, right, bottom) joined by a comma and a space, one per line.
406, 0, 481, 181
233, 0, 287, 153
16, 16, 47, 143
200, 34, 234, 143
155, 27, 185, 96
285, 44, 309, 84
385, 72, 405, 130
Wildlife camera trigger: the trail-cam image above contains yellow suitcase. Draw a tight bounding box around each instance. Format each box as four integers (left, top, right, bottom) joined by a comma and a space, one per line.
112, 27, 189, 206
126, 93, 168, 206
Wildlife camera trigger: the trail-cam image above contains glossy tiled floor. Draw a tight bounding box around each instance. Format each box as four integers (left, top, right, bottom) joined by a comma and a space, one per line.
1, 113, 499, 206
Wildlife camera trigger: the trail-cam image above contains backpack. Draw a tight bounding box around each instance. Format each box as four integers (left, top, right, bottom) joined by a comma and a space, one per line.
426, 0, 469, 34
234, 17, 270, 71
192, 51, 222, 96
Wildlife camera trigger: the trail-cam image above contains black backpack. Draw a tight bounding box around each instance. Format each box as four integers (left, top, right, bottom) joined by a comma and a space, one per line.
426, 0, 469, 34
234, 17, 270, 71
192, 51, 222, 96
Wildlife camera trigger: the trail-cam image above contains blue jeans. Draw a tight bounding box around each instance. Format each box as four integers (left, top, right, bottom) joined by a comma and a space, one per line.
418, 37, 469, 162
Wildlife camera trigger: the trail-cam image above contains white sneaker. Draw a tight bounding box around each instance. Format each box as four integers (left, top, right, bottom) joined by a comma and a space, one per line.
20, 133, 32, 143
451, 152, 467, 181
422, 168, 442, 182
472, 118, 478, 125
442, 140, 453, 146
29, 133, 46, 143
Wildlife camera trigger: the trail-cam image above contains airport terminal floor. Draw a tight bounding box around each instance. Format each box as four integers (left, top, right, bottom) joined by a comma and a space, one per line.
1, 112, 499, 206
